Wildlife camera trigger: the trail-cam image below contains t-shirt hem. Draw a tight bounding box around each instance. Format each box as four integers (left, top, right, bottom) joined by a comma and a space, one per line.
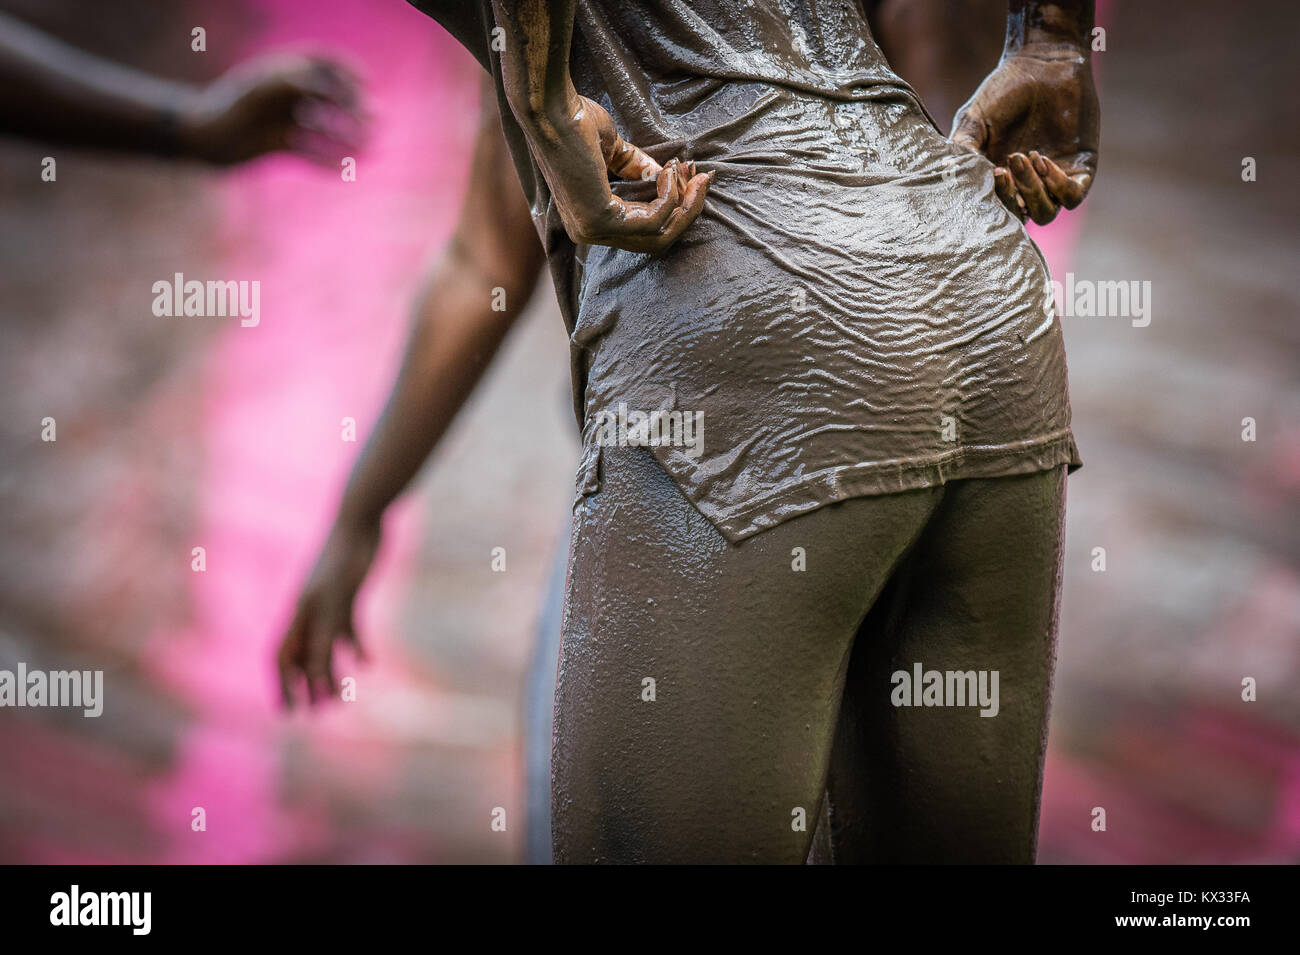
664, 431, 1082, 544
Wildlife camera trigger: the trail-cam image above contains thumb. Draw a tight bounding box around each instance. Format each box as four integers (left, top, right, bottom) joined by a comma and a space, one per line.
950, 107, 988, 155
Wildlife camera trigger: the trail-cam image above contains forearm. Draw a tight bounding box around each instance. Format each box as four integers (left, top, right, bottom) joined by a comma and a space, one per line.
488, 0, 628, 244
490, 0, 579, 135
333, 251, 534, 532
0, 13, 196, 155
1006, 1, 1094, 52
332, 80, 543, 535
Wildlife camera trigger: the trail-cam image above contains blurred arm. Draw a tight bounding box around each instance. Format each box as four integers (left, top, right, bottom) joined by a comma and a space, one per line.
0, 11, 194, 154
278, 87, 545, 707
0, 12, 361, 164
334, 95, 546, 534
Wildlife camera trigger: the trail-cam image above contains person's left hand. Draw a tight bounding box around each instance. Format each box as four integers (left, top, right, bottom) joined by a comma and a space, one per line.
180, 54, 365, 166
950, 41, 1099, 225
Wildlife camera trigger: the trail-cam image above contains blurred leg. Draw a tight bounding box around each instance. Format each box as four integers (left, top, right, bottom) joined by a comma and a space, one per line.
522, 527, 570, 864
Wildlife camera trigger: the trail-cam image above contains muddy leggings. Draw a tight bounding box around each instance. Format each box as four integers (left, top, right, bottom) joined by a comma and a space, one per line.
550, 445, 1068, 864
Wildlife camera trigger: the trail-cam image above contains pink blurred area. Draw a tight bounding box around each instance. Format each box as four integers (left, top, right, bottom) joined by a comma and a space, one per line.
140, 0, 481, 863
0, 0, 1296, 865
0, 0, 564, 863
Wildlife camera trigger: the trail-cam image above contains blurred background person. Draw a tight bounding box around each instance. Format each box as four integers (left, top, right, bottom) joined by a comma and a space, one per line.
0, 10, 361, 164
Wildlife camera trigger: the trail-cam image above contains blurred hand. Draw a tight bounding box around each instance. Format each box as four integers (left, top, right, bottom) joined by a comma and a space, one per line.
278, 519, 379, 708
951, 42, 1099, 225
180, 54, 364, 166
529, 94, 713, 253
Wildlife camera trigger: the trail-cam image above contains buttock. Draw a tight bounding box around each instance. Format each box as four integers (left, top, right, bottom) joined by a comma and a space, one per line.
551, 445, 1069, 862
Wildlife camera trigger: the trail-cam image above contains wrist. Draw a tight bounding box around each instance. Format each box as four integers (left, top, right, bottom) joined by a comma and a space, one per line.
1005, 1, 1093, 54
1005, 39, 1091, 65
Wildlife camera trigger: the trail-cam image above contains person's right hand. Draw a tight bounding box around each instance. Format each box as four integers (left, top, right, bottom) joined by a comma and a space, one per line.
524, 93, 713, 253
277, 519, 380, 708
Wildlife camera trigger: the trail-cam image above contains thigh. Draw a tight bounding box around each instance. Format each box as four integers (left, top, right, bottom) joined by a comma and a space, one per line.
825, 466, 1068, 863
551, 446, 938, 863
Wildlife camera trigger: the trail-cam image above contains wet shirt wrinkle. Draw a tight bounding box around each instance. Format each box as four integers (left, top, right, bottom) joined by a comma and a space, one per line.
408, 0, 1081, 541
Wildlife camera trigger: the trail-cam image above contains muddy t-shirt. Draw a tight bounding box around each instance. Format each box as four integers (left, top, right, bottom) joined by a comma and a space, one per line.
409, 0, 1081, 542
